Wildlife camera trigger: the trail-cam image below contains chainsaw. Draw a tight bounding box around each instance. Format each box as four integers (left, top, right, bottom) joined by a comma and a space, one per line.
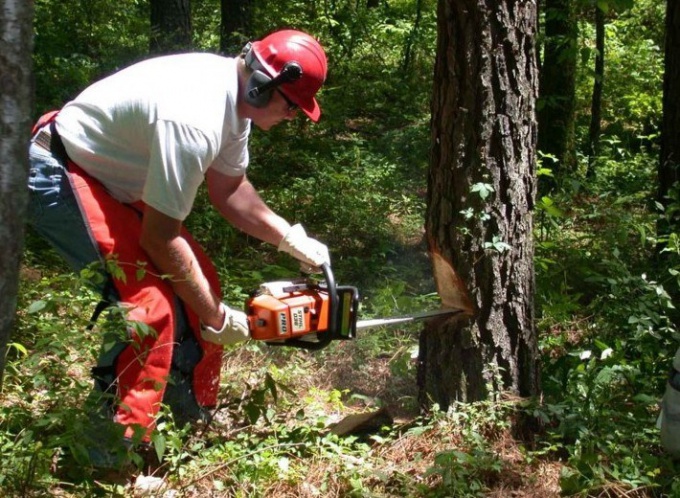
245, 263, 461, 350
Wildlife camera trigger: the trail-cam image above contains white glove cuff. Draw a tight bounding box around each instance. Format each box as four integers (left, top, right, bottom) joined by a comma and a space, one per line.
201, 302, 230, 335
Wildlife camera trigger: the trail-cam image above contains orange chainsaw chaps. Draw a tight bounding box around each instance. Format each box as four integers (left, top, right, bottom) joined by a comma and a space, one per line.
66, 161, 223, 441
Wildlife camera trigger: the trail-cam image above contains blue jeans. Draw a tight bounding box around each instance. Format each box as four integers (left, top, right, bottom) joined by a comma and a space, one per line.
27, 139, 104, 283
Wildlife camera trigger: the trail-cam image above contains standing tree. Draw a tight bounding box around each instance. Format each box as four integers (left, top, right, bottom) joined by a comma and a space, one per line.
401, 0, 424, 72
584, 0, 634, 175
220, 0, 253, 55
586, 4, 605, 172
0, 0, 34, 389
418, 0, 540, 408
537, 0, 577, 185
150, 0, 192, 54
659, 0, 680, 243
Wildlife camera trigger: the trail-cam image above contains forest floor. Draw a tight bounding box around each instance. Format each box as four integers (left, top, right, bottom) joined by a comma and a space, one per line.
7, 205, 672, 497
123, 234, 569, 497
197, 342, 566, 498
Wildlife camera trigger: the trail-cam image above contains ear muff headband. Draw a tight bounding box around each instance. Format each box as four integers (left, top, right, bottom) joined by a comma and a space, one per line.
243, 42, 303, 108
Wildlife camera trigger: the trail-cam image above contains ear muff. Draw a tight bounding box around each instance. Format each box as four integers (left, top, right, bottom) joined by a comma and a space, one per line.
245, 69, 275, 108
242, 41, 303, 108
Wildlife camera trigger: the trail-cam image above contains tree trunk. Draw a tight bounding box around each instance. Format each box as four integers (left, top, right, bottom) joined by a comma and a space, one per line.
418, 0, 539, 409
220, 0, 253, 55
537, 0, 577, 187
658, 0, 680, 243
586, 5, 605, 174
401, 0, 423, 73
150, 0, 192, 54
0, 0, 34, 389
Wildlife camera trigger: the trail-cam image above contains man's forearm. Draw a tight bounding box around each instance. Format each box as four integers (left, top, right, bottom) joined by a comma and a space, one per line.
209, 173, 290, 245
141, 232, 225, 330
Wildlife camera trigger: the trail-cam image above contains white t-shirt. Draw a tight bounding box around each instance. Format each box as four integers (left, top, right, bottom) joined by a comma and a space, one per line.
56, 53, 250, 221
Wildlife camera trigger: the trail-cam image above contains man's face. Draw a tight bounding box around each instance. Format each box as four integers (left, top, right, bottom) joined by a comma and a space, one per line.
250, 90, 300, 130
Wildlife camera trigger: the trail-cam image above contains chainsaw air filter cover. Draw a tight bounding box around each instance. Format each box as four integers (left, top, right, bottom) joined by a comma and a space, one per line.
247, 280, 330, 341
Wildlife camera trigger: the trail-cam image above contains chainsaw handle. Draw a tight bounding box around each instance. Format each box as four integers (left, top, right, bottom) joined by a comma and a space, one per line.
322, 262, 339, 336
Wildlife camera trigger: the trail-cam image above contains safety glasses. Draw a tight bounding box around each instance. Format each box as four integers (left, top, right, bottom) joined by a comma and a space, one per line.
276, 89, 298, 112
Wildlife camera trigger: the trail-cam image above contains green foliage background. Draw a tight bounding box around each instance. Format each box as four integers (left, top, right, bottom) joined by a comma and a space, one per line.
6, 0, 680, 496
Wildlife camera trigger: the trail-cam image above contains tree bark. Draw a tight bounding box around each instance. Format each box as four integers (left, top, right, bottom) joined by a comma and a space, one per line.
586, 5, 605, 174
537, 0, 577, 186
658, 0, 680, 242
150, 0, 192, 54
0, 0, 34, 389
220, 0, 253, 55
402, 0, 424, 72
419, 0, 539, 409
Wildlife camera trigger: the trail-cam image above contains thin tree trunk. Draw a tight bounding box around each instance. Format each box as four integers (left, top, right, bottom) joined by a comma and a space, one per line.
419, 0, 539, 409
537, 0, 577, 187
150, 0, 192, 54
658, 0, 680, 246
0, 0, 34, 389
220, 0, 253, 55
402, 0, 423, 73
587, 6, 605, 174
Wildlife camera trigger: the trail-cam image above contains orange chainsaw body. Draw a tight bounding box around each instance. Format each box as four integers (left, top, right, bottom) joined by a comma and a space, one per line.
245, 266, 359, 350
247, 281, 331, 341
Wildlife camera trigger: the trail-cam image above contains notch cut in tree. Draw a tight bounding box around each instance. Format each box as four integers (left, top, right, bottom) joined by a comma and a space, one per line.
430, 249, 475, 315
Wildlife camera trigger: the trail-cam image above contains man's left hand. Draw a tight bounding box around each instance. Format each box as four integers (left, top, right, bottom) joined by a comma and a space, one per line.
278, 224, 330, 271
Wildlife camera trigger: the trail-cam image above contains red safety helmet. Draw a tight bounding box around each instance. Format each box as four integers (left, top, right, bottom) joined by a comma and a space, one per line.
248, 29, 328, 121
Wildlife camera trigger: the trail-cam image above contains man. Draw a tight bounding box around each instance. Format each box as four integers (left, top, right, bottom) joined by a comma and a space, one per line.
27, 29, 330, 465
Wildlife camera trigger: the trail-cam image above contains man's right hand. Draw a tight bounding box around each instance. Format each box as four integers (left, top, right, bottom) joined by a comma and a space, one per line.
200, 303, 250, 345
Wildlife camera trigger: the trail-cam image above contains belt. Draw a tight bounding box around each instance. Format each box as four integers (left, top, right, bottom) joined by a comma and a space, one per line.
33, 123, 68, 160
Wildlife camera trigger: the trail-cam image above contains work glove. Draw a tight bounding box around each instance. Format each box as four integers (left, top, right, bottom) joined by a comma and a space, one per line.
278, 224, 331, 273
200, 303, 250, 346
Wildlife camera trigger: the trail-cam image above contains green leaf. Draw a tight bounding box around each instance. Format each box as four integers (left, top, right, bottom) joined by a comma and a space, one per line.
151, 432, 166, 461
265, 373, 278, 403
244, 401, 261, 424
7, 342, 28, 356
471, 182, 494, 200
596, 0, 609, 13
537, 196, 564, 217
27, 300, 47, 314
594, 339, 609, 351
